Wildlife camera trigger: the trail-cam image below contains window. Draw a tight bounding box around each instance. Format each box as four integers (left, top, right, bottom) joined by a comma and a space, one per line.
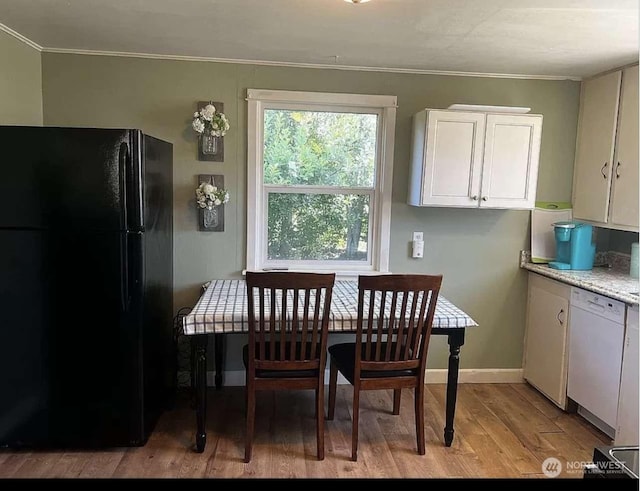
247, 89, 396, 275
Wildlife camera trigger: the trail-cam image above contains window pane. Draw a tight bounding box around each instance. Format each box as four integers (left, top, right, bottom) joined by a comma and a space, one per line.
267, 193, 370, 261
263, 109, 377, 187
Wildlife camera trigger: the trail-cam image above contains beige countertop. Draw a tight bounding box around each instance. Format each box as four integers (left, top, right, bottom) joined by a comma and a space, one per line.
521, 260, 639, 305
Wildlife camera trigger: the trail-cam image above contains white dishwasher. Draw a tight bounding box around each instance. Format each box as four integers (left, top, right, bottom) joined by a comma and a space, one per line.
567, 287, 625, 436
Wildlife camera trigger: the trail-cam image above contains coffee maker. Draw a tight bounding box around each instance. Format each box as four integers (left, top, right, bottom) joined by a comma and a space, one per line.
548, 221, 595, 270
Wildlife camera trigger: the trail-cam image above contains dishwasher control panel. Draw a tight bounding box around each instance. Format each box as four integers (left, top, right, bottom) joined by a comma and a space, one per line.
571, 287, 626, 323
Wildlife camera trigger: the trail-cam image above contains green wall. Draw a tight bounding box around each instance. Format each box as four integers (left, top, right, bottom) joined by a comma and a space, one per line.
0, 30, 42, 125
41, 53, 581, 370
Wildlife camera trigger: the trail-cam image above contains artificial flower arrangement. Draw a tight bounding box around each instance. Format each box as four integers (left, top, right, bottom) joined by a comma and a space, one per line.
196, 182, 230, 210
192, 103, 230, 137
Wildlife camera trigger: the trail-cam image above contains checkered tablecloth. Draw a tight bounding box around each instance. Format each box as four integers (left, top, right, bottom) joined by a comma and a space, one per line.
182, 279, 478, 335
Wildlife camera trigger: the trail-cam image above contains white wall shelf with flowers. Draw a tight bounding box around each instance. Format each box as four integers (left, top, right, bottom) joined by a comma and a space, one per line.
192, 101, 230, 162
196, 174, 229, 232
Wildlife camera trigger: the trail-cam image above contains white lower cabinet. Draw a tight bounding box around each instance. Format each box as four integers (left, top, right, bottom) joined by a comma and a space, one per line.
523, 273, 570, 408
616, 306, 639, 445
524, 272, 638, 439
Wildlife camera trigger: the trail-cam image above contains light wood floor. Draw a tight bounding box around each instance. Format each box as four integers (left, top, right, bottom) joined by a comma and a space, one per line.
0, 383, 610, 479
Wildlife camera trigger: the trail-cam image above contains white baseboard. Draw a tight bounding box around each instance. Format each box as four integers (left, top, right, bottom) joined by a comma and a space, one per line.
178, 368, 523, 387
424, 368, 524, 384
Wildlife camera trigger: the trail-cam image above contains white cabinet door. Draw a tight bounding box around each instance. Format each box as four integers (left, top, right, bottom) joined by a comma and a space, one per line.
419, 110, 485, 207
480, 114, 542, 209
610, 65, 639, 229
616, 306, 639, 446
573, 70, 621, 223
523, 274, 570, 408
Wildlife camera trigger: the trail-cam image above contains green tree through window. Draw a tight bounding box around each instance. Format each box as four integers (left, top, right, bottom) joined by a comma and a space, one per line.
263, 109, 377, 262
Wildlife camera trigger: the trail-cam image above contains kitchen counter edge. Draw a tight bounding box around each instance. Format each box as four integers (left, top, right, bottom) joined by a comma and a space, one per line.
522, 262, 639, 306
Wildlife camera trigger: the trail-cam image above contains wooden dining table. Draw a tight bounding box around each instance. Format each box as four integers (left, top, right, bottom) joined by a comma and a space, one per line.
182, 279, 478, 453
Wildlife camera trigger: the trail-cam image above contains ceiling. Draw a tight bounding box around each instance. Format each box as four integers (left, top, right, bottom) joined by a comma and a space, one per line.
0, 0, 638, 79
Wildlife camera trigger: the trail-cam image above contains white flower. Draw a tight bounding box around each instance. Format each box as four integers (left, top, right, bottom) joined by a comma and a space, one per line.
201, 104, 216, 121
189, 105, 230, 138
192, 118, 205, 133
195, 181, 230, 210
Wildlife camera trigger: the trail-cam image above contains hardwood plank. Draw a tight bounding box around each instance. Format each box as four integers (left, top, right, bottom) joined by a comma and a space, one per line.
77, 450, 126, 478
0, 384, 616, 479
41, 451, 90, 478
535, 431, 595, 479
9, 451, 65, 478
456, 385, 543, 474
511, 382, 566, 419
0, 452, 34, 478
470, 384, 558, 454
510, 383, 611, 449
308, 386, 360, 478
443, 387, 518, 478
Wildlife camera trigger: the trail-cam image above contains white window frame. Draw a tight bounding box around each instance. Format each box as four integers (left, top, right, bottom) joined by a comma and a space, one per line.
246, 89, 397, 276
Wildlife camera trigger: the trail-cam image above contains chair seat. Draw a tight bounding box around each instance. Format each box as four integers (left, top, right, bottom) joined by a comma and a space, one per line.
243, 342, 319, 379
328, 342, 418, 385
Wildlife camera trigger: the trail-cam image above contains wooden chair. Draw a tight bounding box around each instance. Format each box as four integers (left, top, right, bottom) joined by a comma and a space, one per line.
327, 274, 442, 461
244, 271, 335, 463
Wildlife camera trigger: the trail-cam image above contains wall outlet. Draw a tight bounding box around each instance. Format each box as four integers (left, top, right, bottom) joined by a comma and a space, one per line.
413, 231, 424, 242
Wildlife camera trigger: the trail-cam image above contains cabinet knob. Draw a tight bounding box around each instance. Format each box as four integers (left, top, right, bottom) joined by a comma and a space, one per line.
481, 196, 488, 202
471, 195, 478, 201
601, 162, 608, 180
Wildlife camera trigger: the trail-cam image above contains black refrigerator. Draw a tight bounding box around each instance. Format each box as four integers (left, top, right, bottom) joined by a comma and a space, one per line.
0, 127, 174, 448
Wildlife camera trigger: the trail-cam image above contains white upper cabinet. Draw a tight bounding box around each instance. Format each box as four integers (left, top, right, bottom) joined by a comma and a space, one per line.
481, 114, 542, 209
572, 65, 639, 231
408, 108, 542, 209
610, 65, 639, 229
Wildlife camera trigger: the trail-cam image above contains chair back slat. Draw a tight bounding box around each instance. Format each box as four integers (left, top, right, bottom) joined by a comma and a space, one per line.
363, 289, 374, 360
310, 288, 322, 359
301, 289, 309, 353
246, 272, 335, 370
384, 291, 399, 362
412, 291, 430, 357
403, 290, 419, 360
290, 289, 299, 360
280, 288, 287, 360
374, 290, 387, 361
393, 291, 409, 361
270, 287, 277, 360
258, 287, 266, 359
355, 274, 442, 377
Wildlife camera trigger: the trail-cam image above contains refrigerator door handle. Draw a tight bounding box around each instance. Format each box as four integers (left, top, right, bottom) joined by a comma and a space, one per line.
118, 142, 129, 230
127, 132, 144, 231
120, 232, 129, 312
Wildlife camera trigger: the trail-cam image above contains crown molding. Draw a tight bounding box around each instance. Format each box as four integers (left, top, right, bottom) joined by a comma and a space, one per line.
41, 47, 582, 82
0, 21, 581, 81
0, 22, 42, 51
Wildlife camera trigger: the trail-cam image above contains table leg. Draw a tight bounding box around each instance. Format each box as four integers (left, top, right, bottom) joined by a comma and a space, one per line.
444, 330, 465, 447
215, 333, 225, 390
194, 334, 208, 453
190, 338, 197, 409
